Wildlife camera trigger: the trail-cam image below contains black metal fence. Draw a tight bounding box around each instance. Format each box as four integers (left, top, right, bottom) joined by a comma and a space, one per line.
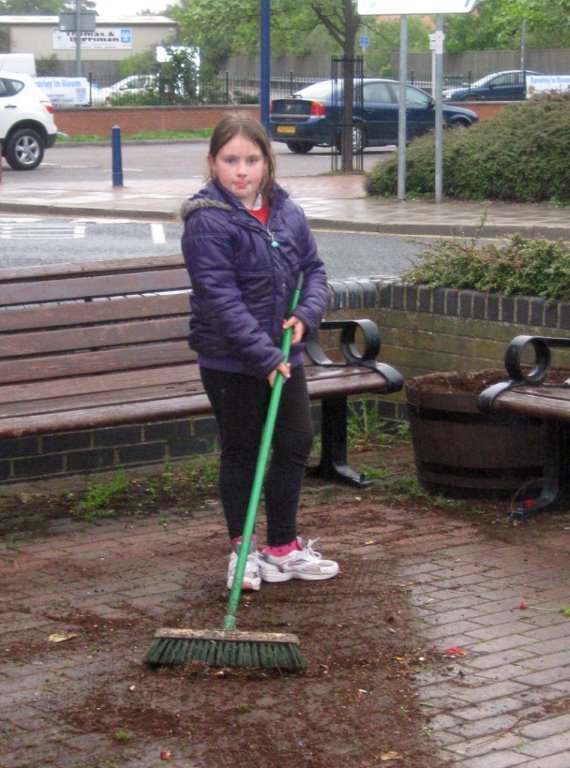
70, 70, 501, 107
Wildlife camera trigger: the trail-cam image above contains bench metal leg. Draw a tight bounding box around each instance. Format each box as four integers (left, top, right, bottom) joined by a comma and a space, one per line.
510, 422, 569, 521
307, 396, 372, 488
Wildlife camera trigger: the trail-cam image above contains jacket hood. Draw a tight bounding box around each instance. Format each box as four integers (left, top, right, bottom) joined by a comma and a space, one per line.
180, 180, 289, 223
180, 196, 232, 222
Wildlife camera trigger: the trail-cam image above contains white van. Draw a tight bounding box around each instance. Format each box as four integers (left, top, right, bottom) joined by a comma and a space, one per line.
0, 53, 36, 76
34, 76, 93, 107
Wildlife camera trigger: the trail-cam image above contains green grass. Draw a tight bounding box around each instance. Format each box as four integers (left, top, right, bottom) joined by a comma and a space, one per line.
58, 128, 212, 143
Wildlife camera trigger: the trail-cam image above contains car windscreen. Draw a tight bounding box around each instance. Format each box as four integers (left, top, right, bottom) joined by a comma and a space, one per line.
294, 81, 337, 99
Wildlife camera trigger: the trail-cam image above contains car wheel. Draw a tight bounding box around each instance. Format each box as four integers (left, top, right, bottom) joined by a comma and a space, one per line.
5, 128, 45, 171
336, 124, 367, 154
449, 119, 471, 129
286, 141, 314, 154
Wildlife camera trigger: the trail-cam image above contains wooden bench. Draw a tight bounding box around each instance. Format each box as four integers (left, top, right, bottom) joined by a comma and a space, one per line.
478, 335, 570, 520
0, 256, 403, 488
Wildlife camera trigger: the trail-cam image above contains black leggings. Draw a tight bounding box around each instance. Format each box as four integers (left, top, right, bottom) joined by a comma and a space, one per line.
200, 365, 313, 546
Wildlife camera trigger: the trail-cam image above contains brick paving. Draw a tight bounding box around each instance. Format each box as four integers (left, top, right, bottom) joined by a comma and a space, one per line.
1, 498, 569, 767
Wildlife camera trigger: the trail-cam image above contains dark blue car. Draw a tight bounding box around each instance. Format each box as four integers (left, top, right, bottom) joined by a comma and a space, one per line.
269, 78, 479, 154
443, 70, 542, 102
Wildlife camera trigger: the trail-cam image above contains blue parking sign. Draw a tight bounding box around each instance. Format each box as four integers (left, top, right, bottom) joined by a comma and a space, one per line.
359, 35, 369, 48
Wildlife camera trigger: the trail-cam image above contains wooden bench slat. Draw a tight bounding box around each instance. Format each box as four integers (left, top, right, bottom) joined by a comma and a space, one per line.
0, 267, 190, 307
0, 394, 215, 438
489, 387, 570, 423
0, 316, 190, 359
0, 380, 209, 420
2, 292, 190, 332
0, 340, 194, 384
0, 363, 201, 405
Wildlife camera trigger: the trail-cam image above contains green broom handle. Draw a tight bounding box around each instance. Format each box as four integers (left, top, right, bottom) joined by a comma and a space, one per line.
223, 272, 304, 630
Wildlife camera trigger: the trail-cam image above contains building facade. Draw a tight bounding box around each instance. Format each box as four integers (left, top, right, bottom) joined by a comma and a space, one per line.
0, 15, 178, 81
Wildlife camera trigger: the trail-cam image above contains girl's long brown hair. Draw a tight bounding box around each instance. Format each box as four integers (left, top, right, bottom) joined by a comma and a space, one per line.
207, 111, 276, 200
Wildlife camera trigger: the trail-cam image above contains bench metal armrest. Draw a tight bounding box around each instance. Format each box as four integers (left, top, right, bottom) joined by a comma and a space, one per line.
478, 334, 570, 413
306, 319, 403, 394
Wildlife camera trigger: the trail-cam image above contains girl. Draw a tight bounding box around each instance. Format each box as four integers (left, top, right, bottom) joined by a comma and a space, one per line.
181, 112, 339, 591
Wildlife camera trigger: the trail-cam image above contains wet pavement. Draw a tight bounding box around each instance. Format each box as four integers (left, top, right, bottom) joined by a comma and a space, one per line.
1, 165, 569, 241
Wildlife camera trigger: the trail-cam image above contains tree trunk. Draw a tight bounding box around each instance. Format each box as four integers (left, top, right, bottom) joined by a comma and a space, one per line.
341, 0, 360, 172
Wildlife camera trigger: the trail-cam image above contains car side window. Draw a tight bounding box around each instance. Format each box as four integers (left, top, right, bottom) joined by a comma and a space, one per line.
405, 85, 430, 107
492, 74, 514, 86
0, 77, 23, 97
363, 82, 392, 104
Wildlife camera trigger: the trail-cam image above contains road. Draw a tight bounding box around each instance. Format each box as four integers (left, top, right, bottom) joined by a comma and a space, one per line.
0, 141, 430, 277
2, 139, 392, 184
0, 213, 433, 279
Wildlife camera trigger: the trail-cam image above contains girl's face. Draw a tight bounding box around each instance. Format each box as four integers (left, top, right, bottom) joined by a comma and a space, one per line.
209, 134, 267, 209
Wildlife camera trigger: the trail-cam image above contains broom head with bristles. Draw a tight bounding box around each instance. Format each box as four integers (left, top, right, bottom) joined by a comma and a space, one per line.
144, 628, 305, 671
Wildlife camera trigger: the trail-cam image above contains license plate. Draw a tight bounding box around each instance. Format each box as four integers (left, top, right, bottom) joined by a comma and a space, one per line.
277, 125, 296, 135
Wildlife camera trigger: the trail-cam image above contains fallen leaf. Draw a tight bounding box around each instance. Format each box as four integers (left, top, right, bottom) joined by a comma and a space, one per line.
380, 751, 403, 761
443, 646, 466, 657
48, 632, 78, 643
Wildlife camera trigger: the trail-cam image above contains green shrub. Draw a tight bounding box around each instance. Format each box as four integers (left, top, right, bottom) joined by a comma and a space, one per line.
366, 92, 570, 204
401, 233, 570, 300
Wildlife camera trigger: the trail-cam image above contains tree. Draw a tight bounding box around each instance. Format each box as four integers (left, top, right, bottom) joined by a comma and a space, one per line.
174, 0, 363, 170
365, 17, 431, 76
0, 0, 62, 11
443, 0, 570, 52
0, 0, 96, 13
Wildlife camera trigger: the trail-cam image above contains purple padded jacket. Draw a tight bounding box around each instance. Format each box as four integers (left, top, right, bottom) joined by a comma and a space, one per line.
180, 180, 328, 380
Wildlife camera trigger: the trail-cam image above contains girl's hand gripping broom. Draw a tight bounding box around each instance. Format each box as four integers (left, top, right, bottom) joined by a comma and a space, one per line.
145, 274, 305, 672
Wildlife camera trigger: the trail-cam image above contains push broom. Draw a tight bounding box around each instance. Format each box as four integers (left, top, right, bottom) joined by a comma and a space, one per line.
145, 274, 305, 672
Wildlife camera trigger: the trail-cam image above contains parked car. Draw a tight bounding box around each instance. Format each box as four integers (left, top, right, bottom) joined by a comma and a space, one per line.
442, 70, 542, 102
92, 74, 157, 105
0, 70, 58, 170
269, 78, 479, 154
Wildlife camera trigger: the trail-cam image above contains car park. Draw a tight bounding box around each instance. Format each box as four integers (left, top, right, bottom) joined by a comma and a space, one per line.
0, 70, 58, 170
269, 78, 479, 153
442, 70, 542, 101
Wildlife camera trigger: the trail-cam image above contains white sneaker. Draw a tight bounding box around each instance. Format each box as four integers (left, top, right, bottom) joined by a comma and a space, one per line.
226, 540, 261, 591
259, 537, 339, 583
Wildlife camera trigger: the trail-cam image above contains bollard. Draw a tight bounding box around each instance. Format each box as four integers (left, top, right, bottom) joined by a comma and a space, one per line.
111, 125, 124, 187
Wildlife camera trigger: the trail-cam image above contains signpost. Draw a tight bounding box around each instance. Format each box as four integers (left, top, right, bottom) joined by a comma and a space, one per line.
357, 0, 477, 202
260, 0, 270, 131
58, 8, 96, 77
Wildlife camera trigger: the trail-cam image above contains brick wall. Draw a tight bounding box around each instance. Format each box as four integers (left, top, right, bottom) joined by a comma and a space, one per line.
2, 279, 568, 486
55, 105, 261, 137
54, 102, 498, 138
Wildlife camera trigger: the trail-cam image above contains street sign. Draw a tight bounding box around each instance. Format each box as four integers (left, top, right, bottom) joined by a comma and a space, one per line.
358, 0, 477, 14
58, 12, 97, 33
359, 34, 369, 48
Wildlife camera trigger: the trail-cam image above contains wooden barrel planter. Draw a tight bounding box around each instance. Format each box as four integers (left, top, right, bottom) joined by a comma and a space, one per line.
406, 369, 544, 497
